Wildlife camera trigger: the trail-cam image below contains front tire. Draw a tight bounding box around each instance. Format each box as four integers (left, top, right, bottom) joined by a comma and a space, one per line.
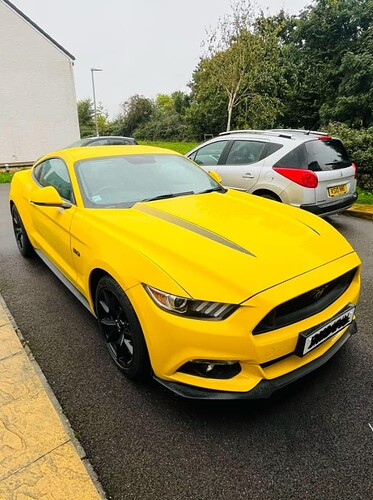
95, 276, 150, 380
11, 204, 34, 257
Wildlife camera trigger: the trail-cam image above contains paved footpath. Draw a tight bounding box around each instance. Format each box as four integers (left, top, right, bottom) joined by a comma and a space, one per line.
0, 294, 104, 498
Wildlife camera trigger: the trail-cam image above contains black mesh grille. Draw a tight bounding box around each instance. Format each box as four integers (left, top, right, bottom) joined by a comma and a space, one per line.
253, 268, 357, 335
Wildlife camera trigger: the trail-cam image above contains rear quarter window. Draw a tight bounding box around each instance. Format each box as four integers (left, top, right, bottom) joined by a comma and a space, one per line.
274, 144, 308, 169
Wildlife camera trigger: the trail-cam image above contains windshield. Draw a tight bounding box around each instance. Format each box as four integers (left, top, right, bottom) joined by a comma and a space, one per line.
74, 154, 223, 208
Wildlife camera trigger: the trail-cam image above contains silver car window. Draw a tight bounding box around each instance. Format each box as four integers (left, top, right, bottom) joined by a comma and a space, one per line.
226, 141, 266, 165
192, 141, 228, 166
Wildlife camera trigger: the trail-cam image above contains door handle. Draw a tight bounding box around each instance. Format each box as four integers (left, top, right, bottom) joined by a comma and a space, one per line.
242, 173, 254, 179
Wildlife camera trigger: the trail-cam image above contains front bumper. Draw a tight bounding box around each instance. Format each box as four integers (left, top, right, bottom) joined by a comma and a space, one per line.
154, 321, 357, 399
127, 254, 360, 396
300, 192, 358, 217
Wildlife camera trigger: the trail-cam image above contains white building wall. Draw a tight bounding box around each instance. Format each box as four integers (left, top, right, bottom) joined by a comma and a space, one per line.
0, 1, 80, 163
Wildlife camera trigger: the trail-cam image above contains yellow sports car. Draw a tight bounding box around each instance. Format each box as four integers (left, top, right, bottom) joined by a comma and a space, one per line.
9, 146, 361, 399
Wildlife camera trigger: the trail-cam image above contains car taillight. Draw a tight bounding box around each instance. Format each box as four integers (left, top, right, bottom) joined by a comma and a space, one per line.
352, 162, 357, 178
273, 168, 318, 188
318, 135, 332, 141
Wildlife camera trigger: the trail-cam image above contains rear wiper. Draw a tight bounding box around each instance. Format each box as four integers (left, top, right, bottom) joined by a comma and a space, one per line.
325, 161, 348, 167
141, 191, 195, 202
197, 186, 227, 194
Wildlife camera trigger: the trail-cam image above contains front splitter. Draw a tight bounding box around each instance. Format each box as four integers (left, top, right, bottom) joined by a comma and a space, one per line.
154, 321, 357, 400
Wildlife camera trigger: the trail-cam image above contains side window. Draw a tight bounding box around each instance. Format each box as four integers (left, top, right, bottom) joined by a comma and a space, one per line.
274, 144, 307, 169
225, 141, 266, 165
192, 141, 228, 166
34, 159, 74, 202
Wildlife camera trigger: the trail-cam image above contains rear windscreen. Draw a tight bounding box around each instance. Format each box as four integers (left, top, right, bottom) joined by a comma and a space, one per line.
305, 139, 351, 171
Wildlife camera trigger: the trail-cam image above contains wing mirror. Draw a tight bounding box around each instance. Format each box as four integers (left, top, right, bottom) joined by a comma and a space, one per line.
208, 170, 222, 184
29, 186, 72, 209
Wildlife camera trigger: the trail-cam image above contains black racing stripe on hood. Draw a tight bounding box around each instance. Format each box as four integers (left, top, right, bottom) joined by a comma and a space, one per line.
138, 205, 256, 257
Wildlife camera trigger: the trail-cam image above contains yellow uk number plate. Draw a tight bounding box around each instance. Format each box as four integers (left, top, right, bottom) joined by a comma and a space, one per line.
328, 184, 347, 197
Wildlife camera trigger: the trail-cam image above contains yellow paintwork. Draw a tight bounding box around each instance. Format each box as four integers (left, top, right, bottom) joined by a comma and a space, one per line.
9, 145, 361, 395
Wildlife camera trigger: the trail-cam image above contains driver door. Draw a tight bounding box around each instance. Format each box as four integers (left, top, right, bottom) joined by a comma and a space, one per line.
30, 158, 77, 284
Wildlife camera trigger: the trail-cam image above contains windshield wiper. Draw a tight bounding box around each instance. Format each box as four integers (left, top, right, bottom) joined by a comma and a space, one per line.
141, 191, 195, 202
197, 186, 227, 194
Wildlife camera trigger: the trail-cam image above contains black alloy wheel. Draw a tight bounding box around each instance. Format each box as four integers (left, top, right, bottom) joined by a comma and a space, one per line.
95, 276, 150, 380
11, 205, 34, 257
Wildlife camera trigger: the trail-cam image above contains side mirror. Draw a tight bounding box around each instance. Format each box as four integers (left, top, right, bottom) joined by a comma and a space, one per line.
29, 186, 72, 209
208, 170, 222, 184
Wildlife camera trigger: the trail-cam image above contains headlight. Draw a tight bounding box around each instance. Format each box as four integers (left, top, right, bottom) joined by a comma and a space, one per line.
143, 285, 238, 320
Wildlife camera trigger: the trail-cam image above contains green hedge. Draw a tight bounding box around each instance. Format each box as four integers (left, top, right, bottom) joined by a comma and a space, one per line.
326, 123, 373, 191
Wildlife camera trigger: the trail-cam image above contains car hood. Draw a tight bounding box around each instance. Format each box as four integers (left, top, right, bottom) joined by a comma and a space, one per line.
89, 191, 356, 303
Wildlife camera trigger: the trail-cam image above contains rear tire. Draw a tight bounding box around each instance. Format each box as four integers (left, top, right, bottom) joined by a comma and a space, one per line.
257, 193, 280, 202
11, 205, 34, 257
95, 276, 150, 380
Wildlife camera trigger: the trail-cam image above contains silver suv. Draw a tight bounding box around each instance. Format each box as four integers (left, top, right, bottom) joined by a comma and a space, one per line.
186, 129, 358, 217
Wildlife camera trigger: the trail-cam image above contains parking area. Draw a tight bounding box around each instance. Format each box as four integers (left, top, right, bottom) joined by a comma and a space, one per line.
0, 183, 372, 499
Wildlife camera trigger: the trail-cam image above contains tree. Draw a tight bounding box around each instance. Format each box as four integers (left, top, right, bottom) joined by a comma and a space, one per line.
119, 95, 154, 135
134, 92, 193, 141
195, 0, 282, 131
278, 0, 373, 129
77, 99, 95, 137
77, 99, 110, 137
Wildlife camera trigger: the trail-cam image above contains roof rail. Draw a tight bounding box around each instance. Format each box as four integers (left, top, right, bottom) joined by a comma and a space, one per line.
266, 129, 329, 137
219, 129, 293, 139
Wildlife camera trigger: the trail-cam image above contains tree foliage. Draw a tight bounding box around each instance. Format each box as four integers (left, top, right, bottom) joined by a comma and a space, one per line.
278, 0, 373, 129
77, 99, 110, 137
190, 0, 283, 133
77, 99, 95, 138
134, 92, 192, 141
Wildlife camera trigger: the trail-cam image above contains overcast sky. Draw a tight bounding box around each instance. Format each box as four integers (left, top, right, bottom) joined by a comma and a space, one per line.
13, 0, 312, 117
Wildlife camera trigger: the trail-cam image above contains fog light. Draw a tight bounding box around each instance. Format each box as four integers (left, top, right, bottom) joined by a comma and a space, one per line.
179, 360, 241, 379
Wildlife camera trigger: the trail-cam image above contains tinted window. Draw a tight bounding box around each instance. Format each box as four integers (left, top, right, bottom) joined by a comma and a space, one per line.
274, 144, 308, 169
87, 139, 110, 146
33, 159, 74, 202
305, 139, 351, 171
191, 141, 228, 166
226, 140, 266, 165
265, 142, 284, 156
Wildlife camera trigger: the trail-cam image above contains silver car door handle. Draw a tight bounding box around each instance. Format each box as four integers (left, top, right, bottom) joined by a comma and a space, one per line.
242, 173, 254, 179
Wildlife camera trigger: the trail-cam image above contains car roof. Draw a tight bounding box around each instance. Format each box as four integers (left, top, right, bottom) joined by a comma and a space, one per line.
37, 145, 180, 164
216, 129, 334, 144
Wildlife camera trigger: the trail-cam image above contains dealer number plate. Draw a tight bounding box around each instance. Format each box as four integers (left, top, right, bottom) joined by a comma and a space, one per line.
328, 184, 347, 197
295, 305, 355, 357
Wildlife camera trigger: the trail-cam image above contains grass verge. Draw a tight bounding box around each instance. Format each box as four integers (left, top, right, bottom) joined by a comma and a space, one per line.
357, 188, 373, 204
0, 172, 13, 184
138, 141, 198, 155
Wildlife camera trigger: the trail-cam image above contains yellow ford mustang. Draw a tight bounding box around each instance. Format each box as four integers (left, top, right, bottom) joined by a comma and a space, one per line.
9, 146, 361, 399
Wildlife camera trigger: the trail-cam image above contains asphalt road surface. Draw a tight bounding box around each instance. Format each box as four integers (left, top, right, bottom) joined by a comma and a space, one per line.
0, 183, 372, 500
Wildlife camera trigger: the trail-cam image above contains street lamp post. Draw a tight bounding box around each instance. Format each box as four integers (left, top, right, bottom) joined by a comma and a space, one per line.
90, 68, 103, 137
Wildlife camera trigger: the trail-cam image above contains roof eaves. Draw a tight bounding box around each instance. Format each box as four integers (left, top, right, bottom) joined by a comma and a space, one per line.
2, 0, 76, 61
